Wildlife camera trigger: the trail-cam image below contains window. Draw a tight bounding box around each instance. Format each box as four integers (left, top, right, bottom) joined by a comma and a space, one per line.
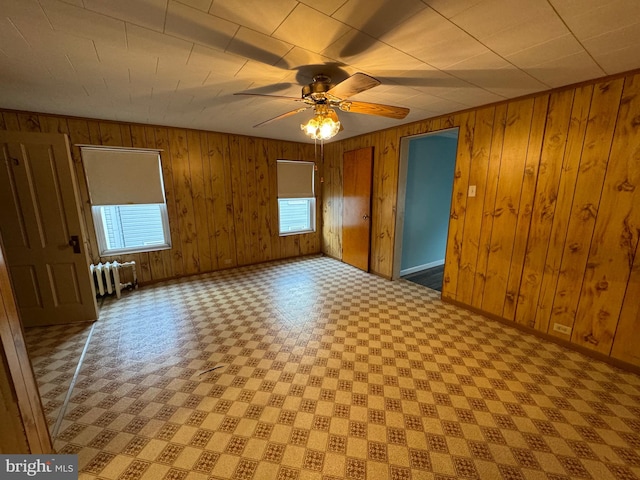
92, 204, 171, 255
276, 160, 315, 235
278, 198, 315, 234
80, 146, 171, 255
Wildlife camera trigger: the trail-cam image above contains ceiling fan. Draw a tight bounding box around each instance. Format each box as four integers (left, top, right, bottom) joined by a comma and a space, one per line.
234, 72, 410, 140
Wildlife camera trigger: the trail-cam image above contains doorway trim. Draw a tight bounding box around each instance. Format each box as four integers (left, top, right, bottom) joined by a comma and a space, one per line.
392, 127, 459, 280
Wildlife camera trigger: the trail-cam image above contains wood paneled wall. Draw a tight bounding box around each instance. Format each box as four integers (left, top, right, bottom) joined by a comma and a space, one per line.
323, 71, 640, 368
0, 111, 320, 283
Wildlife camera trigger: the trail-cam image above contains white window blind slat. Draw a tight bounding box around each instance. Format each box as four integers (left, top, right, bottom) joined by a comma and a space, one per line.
81, 147, 165, 205
277, 160, 314, 198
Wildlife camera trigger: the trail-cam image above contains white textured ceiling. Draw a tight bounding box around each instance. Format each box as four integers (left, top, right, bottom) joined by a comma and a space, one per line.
1, 0, 638, 143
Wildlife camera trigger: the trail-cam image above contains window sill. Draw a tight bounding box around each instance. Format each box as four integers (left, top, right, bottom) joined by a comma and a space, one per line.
98, 243, 171, 257
279, 229, 315, 237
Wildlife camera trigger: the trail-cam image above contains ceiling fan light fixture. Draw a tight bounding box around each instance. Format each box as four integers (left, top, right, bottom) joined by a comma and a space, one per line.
301, 107, 341, 141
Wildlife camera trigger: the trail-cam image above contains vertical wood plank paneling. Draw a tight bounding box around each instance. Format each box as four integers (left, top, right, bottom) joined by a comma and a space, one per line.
169, 129, 199, 274
572, 73, 640, 353
442, 112, 473, 299
548, 78, 624, 338
456, 107, 494, 305
515, 89, 575, 327
255, 139, 273, 262
482, 99, 535, 316
611, 238, 640, 364
87, 121, 101, 145
2, 113, 20, 131
296, 143, 322, 255
119, 125, 133, 147
200, 132, 219, 272
267, 142, 282, 260
322, 142, 342, 259
502, 94, 549, 320
98, 122, 123, 146
39, 115, 68, 135
534, 85, 594, 332
369, 133, 384, 275
336, 142, 345, 259
17, 113, 41, 132
229, 135, 249, 265
372, 130, 400, 277
472, 104, 507, 308
187, 130, 212, 273
310, 146, 321, 254
245, 138, 259, 264
207, 132, 237, 268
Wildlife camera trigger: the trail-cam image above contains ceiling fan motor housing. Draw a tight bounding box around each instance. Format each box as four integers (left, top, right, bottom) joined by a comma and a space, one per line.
302, 75, 335, 103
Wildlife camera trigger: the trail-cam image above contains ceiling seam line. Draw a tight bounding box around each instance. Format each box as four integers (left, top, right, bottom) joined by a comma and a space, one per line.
544, 0, 606, 74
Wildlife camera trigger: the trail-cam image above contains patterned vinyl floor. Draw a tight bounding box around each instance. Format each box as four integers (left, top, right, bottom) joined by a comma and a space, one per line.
24, 255, 640, 480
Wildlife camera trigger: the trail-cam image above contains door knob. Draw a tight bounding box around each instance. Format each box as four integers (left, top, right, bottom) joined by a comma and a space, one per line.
363, 214, 370, 220
68, 235, 81, 253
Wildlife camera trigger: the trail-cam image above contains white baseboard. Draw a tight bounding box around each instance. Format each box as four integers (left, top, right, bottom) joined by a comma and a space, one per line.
400, 259, 444, 277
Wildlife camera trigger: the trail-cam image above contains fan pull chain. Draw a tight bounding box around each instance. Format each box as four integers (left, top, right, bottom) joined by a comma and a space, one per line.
314, 138, 318, 163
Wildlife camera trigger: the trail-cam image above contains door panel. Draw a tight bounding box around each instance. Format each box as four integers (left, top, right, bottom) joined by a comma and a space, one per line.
0, 131, 97, 326
10, 266, 42, 308
0, 155, 30, 248
342, 147, 374, 272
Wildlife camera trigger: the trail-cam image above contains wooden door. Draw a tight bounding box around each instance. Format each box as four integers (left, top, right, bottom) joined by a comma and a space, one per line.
342, 147, 373, 271
0, 131, 97, 327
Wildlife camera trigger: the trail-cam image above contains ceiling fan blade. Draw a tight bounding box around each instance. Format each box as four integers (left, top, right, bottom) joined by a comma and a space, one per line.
327, 72, 380, 100
234, 92, 301, 101
254, 107, 310, 127
341, 101, 409, 119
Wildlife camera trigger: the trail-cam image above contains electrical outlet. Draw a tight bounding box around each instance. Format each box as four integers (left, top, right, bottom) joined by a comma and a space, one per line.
468, 185, 476, 197
553, 323, 572, 335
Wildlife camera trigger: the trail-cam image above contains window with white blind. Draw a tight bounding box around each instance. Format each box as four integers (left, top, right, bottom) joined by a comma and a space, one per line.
276, 160, 315, 236
80, 146, 171, 256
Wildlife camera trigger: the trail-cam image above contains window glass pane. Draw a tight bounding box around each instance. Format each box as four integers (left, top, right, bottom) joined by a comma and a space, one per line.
98, 204, 168, 251
279, 199, 313, 234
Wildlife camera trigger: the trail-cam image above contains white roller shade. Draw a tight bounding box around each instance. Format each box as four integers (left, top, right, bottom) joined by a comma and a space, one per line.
81, 147, 165, 205
277, 160, 314, 198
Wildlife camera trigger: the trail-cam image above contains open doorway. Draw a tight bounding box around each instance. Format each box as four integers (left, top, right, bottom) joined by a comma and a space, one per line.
393, 128, 459, 291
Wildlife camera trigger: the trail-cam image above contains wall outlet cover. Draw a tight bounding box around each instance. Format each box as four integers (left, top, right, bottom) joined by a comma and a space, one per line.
553, 323, 572, 335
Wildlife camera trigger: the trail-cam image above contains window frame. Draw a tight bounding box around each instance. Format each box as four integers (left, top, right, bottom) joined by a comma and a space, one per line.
80, 145, 172, 256
276, 159, 316, 237
278, 197, 316, 236
92, 203, 172, 256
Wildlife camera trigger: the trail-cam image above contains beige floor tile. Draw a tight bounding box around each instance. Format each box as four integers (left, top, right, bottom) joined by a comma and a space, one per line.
23, 256, 640, 480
